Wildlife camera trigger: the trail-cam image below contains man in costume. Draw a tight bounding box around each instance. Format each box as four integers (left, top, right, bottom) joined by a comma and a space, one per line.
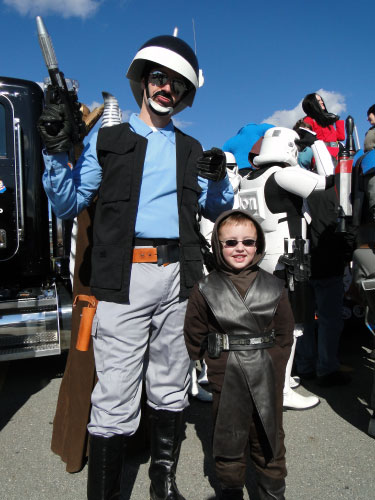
239, 126, 336, 410
39, 34, 233, 500
184, 209, 294, 499
351, 124, 375, 437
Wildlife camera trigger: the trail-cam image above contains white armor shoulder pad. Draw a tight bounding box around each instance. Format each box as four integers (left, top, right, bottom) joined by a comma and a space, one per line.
274, 166, 324, 197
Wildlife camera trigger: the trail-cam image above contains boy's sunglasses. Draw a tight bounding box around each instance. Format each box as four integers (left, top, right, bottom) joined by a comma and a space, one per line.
148, 70, 188, 96
220, 239, 257, 248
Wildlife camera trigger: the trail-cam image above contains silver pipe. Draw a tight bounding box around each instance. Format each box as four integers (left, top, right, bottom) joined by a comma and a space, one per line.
14, 118, 25, 240
101, 92, 122, 128
354, 125, 361, 151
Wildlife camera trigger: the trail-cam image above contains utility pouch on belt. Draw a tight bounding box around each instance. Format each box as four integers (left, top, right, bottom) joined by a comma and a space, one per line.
73, 294, 98, 352
207, 332, 229, 359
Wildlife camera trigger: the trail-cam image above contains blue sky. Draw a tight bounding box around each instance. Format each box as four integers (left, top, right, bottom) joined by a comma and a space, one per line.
1, 0, 374, 150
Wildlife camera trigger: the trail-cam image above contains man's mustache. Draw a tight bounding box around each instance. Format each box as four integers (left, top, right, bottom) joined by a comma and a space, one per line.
152, 90, 173, 104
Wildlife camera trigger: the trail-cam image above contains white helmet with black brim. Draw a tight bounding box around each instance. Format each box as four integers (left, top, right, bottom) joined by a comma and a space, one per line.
126, 35, 204, 116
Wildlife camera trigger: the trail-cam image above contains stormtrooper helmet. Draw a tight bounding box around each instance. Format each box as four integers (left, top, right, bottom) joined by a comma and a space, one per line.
253, 127, 299, 167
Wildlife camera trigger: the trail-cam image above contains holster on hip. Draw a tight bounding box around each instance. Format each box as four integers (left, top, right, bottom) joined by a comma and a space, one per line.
207, 332, 226, 359
73, 294, 98, 351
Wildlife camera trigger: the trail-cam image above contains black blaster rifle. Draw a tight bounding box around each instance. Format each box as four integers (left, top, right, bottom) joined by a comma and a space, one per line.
278, 236, 311, 291
36, 16, 86, 143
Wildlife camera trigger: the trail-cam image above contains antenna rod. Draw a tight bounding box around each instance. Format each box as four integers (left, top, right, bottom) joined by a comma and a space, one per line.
192, 18, 197, 54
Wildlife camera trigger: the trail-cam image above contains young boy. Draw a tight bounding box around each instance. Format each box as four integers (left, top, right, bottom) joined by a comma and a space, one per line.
184, 209, 294, 500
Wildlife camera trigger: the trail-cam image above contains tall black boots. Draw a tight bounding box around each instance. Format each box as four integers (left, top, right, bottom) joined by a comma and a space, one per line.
148, 409, 186, 500
87, 434, 125, 500
220, 488, 244, 499
87, 410, 186, 500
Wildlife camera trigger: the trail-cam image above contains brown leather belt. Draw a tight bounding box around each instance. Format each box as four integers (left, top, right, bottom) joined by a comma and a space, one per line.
132, 247, 158, 263
359, 243, 375, 250
132, 244, 180, 266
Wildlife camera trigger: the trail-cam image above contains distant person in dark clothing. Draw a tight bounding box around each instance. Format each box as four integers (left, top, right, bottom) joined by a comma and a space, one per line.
351, 118, 375, 436
295, 186, 353, 386
364, 104, 375, 153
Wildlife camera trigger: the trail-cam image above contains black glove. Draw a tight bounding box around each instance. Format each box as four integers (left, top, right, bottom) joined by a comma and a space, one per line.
295, 127, 317, 149
325, 112, 339, 123
197, 147, 227, 182
37, 103, 73, 154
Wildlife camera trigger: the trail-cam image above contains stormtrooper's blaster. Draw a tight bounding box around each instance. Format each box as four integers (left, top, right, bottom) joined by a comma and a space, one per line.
36, 16, 86, 144
278, 237, 311, 291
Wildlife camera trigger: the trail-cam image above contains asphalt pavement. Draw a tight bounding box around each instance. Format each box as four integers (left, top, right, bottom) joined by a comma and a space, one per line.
0, 319, 374, 500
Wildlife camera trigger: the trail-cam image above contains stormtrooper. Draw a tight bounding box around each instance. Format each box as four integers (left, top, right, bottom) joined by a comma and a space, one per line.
239, 126, 335, 410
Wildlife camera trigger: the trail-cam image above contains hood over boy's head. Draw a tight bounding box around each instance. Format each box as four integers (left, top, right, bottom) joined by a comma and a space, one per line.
211, 209, 266, 273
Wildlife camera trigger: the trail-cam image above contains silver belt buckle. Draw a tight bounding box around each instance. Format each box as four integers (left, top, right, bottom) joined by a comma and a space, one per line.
222, 334, 230, 350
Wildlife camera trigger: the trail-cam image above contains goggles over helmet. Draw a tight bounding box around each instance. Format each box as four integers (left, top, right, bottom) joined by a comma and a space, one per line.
126, 35, 203, 115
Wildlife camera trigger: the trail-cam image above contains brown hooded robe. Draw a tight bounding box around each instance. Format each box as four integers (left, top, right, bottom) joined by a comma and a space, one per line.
184, 209, 294, 486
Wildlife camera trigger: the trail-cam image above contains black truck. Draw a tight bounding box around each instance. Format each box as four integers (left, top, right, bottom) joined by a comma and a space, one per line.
0, 76, 72, 361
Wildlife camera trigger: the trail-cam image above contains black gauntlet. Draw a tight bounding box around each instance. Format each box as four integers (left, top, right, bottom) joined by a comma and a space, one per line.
197, 147, 227, 182
37, 103, 73, 154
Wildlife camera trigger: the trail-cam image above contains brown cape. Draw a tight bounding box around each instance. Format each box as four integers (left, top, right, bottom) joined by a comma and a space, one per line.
51, 206, 96, 473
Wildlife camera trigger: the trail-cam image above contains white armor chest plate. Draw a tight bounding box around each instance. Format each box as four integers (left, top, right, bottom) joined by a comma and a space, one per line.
240, 167, 285, 234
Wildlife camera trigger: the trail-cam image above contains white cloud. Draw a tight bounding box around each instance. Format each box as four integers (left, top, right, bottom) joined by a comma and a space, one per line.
4, 0, 100, 19
172, 118, 193, 130
317, 89, 346, 116
89, 101, 102, 111
262, 89, 347, 129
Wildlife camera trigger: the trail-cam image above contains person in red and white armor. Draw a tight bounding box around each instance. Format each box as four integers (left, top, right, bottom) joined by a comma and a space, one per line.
239, 126, 335, 410
302, 93, 345, 162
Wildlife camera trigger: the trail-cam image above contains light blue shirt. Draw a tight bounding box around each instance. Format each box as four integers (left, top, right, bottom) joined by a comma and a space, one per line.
42, 113, 233, 237
131, 114, 178, 237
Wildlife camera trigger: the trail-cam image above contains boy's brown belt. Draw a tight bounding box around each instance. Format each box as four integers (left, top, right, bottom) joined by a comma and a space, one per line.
206, 331, 275, 358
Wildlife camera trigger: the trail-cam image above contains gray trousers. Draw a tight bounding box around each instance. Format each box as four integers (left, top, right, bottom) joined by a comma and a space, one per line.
88, 262, 190, 437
